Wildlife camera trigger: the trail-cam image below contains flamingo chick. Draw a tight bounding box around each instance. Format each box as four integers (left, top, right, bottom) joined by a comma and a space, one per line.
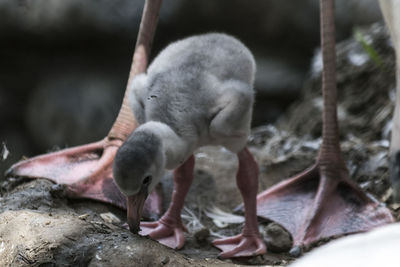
113, 33, 266, 259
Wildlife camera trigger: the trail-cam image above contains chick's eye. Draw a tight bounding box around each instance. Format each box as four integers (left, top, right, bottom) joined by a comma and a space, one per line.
143, 176, 152, 186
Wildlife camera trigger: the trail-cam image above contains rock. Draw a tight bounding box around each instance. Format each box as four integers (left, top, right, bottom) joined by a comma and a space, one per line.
289, 246, 303, 258
262, 223, 293, 253
194, 228, 210, 243
100, 212, 121, 224
161, 256, 170, 265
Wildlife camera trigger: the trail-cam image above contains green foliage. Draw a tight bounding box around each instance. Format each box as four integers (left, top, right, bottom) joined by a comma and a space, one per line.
354, 29, 384, 69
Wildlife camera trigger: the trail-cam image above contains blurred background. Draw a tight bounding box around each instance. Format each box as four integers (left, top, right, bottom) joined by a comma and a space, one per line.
0, 0, 383, 177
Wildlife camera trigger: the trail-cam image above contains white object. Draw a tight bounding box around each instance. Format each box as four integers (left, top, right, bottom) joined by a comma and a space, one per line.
290, 223, 400, 267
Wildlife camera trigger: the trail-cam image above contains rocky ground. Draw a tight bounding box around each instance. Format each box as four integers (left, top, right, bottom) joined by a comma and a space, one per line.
1, 23, 399, 266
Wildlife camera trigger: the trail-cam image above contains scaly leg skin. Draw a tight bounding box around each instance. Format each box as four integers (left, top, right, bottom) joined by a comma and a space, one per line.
139, 155, 195, 249
5, 0, 164, 220
213, 148, 267, 258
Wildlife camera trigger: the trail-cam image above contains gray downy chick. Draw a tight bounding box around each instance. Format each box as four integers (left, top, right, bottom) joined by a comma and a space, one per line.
113, 33, 256, 232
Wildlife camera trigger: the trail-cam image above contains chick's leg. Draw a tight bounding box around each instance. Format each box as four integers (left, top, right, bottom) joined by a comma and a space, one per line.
213, 148, 266, 258
140, 155, 195, 249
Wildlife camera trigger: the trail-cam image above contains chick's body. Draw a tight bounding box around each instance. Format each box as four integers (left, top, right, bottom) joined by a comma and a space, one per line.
130, 33, 256, 168
113, 34, 266, 258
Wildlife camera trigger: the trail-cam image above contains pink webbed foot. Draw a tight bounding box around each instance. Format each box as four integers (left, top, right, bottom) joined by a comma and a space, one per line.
139, 219, 186, 249
6, 138, 163, 220
213, 233, 267, 259
256, 163, 394, 250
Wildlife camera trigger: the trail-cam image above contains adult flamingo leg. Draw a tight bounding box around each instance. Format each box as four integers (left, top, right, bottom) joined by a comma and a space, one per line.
6, 0, 164, 219
255, 0, 394, 251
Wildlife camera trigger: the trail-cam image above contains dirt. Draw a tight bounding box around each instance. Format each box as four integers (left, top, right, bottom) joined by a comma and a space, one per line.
0, 179, 229, 266
1, 22, 399, 266
0, 176, 293, 266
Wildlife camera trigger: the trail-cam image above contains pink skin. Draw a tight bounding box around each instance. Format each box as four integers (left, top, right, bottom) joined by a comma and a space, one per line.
6, 138, 163, 219
213, 148, 266, 258
256, 163, 394, 249
139, 155, 194, 249
255, 0, 394, 251
138, 149, 266, 258
6, 0, 164, 220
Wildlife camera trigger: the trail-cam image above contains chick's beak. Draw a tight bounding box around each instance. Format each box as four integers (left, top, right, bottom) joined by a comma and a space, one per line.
127, 185, 149, 234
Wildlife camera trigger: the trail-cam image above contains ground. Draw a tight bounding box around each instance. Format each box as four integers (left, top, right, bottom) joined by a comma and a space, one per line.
1, 23, 398, 266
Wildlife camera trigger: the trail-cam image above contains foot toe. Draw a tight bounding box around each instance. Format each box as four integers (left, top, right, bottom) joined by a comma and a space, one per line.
158, 227, 185, 249
214, 234, 266, 259
212, 234, 241, 245
139, 220, 185, 249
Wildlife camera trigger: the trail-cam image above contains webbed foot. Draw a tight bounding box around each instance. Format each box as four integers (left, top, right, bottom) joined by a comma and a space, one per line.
256, 163, 394, 249
140, 219, 186, 249
6, 138, 163, 219
213, 233, 266, 258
